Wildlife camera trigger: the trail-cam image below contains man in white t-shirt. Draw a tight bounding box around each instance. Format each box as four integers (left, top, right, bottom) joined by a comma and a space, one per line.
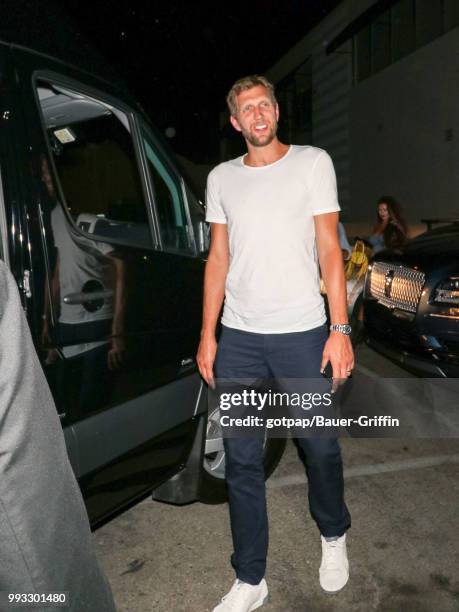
197, 75, 354, 612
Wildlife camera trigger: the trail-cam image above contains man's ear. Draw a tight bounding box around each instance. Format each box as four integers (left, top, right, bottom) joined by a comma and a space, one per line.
275, 103, 279, 121
230, 115, 242, 133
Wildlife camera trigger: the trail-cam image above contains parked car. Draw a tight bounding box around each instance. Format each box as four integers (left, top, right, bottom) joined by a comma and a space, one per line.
0, 39, 285, 523
363, 221, 459, 377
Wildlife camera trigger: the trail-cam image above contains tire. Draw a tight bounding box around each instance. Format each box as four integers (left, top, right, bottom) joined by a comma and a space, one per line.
199, 404, 286, 504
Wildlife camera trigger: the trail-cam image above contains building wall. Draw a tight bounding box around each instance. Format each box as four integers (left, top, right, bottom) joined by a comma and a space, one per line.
266, 0, 458, 237
266, 0, 374, 219
310, 25, 352, 215
350, 25, 459, 226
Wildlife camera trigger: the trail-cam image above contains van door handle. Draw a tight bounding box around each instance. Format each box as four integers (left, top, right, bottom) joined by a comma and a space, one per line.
63, 290, 113, 305
180, 357, 195, 368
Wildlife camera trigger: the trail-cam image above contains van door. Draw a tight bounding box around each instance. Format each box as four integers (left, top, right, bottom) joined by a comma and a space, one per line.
135, 120, 206, 366
12, 48, 204, 522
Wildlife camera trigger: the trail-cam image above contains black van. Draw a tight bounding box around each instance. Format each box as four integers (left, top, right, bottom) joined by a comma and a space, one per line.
0, 40, 284, 525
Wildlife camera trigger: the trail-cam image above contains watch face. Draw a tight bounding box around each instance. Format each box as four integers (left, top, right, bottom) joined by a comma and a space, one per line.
331, 324, 352, 335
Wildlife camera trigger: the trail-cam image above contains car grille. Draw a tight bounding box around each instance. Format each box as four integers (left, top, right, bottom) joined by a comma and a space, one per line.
369, 261, 425, 313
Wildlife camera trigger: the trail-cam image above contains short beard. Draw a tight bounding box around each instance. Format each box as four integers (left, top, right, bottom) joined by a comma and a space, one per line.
241, 123, 277, 147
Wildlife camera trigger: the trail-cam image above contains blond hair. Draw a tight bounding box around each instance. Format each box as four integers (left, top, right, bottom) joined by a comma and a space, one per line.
226, 75, 277, 117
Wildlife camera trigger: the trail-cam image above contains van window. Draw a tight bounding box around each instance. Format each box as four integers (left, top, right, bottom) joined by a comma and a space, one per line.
142, 129, 194, 254
35, 80, 153, 250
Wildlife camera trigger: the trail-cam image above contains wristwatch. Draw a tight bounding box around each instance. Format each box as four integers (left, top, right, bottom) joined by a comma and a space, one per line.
330, 323, 352, 335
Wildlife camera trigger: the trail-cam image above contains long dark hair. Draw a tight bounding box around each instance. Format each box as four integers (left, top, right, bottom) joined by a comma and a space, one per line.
383, 223, 406, 250
376, 195, 408, 234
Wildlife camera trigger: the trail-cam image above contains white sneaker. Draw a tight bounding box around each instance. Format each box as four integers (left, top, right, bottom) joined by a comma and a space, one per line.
319, 534, 349, 593
212, 578, 268, 612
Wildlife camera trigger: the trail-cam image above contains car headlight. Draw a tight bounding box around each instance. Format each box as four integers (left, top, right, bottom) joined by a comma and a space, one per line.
363, 264, 373, 299
434, 277, 459, 304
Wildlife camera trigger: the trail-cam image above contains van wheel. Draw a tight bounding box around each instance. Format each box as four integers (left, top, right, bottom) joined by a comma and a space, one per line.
199, 405, 286, 504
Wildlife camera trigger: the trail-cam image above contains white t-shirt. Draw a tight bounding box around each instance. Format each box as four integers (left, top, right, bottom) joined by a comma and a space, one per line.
205, 145, 340, 333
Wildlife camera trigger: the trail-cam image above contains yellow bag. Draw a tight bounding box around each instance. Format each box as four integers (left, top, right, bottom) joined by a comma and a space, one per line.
344, 240, 371, 281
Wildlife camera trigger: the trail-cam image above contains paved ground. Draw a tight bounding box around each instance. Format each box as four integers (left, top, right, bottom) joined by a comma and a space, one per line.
94, 344, 459, 612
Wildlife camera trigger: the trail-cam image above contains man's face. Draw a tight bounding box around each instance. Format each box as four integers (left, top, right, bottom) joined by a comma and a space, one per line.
230, 85, 279, 147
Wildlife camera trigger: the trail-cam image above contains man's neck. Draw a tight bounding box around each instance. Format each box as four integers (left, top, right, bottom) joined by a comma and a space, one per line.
243, 139, 290, 167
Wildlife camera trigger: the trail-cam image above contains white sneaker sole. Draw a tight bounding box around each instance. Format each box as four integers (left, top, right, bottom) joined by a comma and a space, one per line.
248, 593, 269, 611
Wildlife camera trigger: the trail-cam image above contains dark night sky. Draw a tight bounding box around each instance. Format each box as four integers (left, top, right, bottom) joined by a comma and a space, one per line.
62, 1, 343, 162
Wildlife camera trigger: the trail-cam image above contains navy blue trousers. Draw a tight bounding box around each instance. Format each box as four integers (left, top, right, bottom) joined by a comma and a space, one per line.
214, 324, 351, 585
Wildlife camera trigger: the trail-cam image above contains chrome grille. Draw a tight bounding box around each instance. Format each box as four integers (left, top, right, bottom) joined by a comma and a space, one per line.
369, 261, 425, 313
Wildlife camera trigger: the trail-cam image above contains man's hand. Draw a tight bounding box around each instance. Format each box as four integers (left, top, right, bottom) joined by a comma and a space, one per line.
41, 319, 59, 365
41, 319, 51, 347
321, 332, 354, 392
196, 333, 217, 388
107, 336, 125, 370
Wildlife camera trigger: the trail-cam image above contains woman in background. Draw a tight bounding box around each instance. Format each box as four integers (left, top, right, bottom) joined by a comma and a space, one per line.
369, 196, 408, 253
